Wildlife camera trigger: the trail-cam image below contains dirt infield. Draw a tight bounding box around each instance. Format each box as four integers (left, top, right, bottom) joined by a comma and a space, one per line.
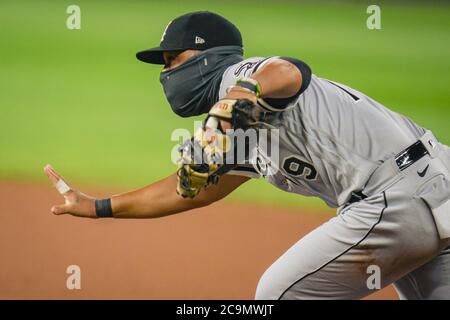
0, 181, 397, 299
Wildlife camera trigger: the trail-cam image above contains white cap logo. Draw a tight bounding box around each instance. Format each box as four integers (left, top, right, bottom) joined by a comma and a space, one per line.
195, 36, 205, 44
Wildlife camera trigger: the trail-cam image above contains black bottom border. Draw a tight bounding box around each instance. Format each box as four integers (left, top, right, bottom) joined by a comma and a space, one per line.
2, 300, 449, 319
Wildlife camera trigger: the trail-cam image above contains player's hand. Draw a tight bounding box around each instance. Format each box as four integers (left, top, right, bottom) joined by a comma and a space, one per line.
44, 164, 97, 218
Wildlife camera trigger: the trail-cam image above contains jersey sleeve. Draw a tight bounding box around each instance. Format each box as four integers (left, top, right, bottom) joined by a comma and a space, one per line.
220, 56, 312, 109
218, 57, 266, 100
254, 56, 312, 109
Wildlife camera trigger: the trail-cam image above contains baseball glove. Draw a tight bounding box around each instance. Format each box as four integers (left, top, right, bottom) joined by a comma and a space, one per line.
207, 98, 270, 130
176, 97, 277, 198
176, 126, 230, 198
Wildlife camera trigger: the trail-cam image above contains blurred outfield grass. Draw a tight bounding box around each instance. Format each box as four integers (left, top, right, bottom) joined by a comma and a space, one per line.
1, 0, 449, 209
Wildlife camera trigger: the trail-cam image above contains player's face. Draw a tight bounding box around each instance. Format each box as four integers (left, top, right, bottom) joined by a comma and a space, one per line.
162, 50, 202, 71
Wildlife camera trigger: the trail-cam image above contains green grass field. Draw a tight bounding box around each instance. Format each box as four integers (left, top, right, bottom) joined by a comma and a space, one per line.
1, 0, 449, 209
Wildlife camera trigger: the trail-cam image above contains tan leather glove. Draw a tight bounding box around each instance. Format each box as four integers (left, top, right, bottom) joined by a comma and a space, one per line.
176, 127, 228, 198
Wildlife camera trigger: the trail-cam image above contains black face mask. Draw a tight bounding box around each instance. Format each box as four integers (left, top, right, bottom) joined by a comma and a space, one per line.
159, 46, 243, 117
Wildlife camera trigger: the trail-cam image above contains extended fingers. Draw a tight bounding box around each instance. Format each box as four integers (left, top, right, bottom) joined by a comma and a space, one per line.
44, 164, 62, 183
44, 164, 72, 194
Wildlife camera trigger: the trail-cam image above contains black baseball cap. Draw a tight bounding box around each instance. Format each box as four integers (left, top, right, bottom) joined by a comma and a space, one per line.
136, 11, 242, 65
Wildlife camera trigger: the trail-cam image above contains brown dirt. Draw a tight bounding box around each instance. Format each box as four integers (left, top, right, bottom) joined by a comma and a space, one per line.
0, 181, 397, 299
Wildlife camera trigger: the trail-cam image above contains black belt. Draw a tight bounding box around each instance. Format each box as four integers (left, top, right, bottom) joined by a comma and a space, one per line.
347, 139, 429, 205
394, 140, 429, 171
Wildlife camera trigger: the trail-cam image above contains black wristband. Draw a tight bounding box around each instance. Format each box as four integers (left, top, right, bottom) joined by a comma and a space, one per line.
95, 198, 113, 218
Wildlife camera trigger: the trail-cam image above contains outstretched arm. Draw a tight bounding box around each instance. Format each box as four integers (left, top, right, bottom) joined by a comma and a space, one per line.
44, 165, 249, 219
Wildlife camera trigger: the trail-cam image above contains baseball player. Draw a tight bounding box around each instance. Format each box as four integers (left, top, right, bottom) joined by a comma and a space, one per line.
45, 11, 450, 299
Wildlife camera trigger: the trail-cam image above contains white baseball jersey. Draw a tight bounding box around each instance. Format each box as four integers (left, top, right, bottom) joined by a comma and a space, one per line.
215, 56, 450, 300
220, 57, 426, 207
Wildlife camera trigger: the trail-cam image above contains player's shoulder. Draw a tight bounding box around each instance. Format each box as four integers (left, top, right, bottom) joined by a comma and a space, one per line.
227, 56, 280, 78
224, 57, 262, 79
219, 56, 276, 99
